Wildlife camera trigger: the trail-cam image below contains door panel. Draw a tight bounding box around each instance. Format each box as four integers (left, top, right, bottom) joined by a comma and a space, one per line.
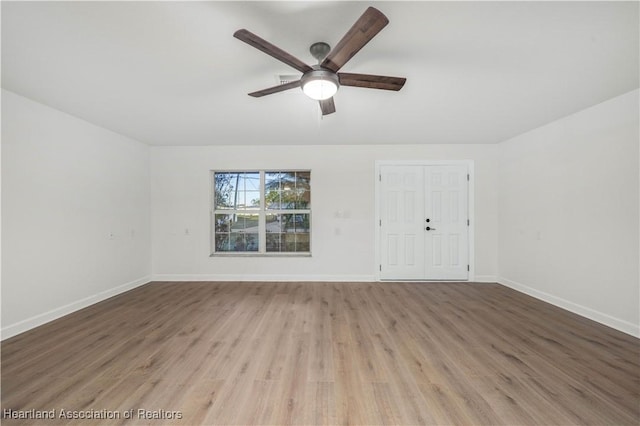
380, 166, 425, 279
424, 165, 468, 279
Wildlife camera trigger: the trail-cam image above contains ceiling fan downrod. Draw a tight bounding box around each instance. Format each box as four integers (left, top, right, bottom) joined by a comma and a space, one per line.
309, 42, 331, 64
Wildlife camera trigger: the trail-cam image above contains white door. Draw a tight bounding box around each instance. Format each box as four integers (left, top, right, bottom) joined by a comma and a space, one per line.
424, 165, 469, 280
379, 166, 425, 280
379, 164, 469, 280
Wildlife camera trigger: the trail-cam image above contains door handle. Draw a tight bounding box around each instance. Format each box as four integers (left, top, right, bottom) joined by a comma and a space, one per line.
426, 226, 436, 231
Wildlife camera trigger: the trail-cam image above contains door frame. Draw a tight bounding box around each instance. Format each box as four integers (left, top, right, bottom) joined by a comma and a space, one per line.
374, 160, 476, 281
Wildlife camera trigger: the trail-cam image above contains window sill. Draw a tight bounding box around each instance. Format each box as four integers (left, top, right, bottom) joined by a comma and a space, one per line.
210, 252, 312, 258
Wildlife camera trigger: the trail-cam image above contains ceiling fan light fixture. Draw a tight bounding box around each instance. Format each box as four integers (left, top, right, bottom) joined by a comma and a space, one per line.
302, 79, 338, 100
300, 69, 339, 101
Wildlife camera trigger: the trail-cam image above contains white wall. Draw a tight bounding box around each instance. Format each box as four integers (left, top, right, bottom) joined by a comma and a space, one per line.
498, 89, 639, 336
4, 86, 636, 339
1, 90, 151, 338
150, 144, 499, 282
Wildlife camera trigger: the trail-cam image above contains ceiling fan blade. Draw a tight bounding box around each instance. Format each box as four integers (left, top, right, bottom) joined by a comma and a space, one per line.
319, 97, 336, 115
234, 29, 313, 74
248, 80, 301, 97
320, 7, 389, 73
338, 73, 406, 91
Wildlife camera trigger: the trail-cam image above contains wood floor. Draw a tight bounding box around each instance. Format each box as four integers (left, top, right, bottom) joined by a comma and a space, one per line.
2, 281, 639, 425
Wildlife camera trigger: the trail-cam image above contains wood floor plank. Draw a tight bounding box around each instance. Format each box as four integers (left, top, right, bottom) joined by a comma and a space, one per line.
2, 281, 638, 425
303, 381, 337, 426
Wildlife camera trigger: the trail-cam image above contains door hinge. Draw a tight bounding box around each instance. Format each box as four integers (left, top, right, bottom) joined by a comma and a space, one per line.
379, 265, 382, 271
467, 219, 470, 226
379, 219, 382, 227
467, 174, 470, 181
379, 174, 382, 182
467, 265, 470, 271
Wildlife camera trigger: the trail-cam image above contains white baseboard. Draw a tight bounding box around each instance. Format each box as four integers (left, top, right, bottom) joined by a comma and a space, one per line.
152, 274, 497, 283
151, 274, 376, 282
152, 274, 498, 283
1, 275, 151, 340
498, 276, 640, 338
473, 275, 497, 283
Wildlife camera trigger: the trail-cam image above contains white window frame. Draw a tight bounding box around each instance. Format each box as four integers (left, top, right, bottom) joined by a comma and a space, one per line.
210, 170, 312, 257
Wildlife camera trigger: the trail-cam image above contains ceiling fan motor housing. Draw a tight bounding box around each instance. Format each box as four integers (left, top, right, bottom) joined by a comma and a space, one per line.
301, 67, 339, 87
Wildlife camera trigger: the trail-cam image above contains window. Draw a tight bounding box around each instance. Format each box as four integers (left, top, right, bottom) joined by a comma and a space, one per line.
212, 171, 311, 255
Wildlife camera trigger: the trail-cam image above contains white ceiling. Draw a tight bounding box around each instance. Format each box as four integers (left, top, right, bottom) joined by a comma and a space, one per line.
2, 1, 638, 146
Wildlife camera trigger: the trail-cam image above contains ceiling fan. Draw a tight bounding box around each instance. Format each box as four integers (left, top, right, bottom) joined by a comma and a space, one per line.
233, 6, 406, 116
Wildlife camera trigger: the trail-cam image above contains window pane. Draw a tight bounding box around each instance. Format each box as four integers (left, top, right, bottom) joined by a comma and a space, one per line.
283, 233, 311, 252
266, 213, 310, 252
266, 213, 283, 233
294, 213, 310, 232
215, 233, 231, 252
295, 172, 311, 208
266, 233, 281, 252
243, 172, 260, 209
265, 172, 279, 209
229, 233, 259, 251
214, 213, 259, 252
214, 172, 238, 209
296, 233, 310, 252
296, 171, 311, 190
215, 214, 232, 252
265, 172, 281, 191
232, 214, 259, 233
214, 172, 260, 210
265, 171, 311, 210
245, 190, 261, 209
280, 172, 296, 209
